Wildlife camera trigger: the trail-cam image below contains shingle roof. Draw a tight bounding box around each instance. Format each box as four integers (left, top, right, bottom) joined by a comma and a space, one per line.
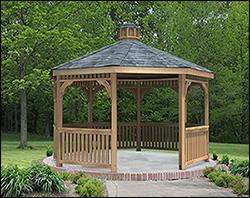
118, 21, 139, 29
51, 40, 214, 74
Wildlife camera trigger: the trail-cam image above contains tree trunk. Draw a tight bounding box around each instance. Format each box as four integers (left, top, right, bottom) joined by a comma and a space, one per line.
15, 103, 18, 133
19, 50, 28, 149
45, 115, 50, 137
19, 88, 27, 148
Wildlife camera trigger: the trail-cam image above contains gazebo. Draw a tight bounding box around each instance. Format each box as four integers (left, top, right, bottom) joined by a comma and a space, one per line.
50, 20, 214, 173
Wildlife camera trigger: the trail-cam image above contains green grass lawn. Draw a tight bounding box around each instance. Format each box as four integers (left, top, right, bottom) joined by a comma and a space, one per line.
1, 132, 249, 168
1, 132, 53, 169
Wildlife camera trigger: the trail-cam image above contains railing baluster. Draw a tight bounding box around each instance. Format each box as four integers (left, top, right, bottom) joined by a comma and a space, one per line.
81, 133, 84, 162
102, 134, 105, 164
77, 133, 80, 161
106, 135, 109, 164
62, 132, 65, 161
85, 133, 88, 162
70, 133, 72, 161
89, 134, 92, 163
98, 134, 101, 163
93, 134, 96, 163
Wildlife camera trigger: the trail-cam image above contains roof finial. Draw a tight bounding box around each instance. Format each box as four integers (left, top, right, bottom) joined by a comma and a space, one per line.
128, 18, 130, 22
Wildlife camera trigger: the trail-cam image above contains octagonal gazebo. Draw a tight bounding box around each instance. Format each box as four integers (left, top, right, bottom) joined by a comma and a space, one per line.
50, 20, 214, 173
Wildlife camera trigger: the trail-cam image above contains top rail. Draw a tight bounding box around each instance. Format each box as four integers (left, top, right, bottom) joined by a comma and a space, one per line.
185, 125, 209, 132
57, 127, 111, 134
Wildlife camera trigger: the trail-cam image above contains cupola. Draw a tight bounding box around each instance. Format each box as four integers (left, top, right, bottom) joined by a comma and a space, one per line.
118, 18, 140, 41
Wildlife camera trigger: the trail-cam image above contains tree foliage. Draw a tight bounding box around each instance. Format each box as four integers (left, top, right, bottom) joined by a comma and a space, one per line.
1, 1, 249, 144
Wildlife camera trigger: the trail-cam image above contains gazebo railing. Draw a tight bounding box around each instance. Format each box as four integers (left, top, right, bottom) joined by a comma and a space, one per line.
63, 122, 185, 150
185, 125, 209, 165
141, 122, 179, 150
57, 127, 111, 168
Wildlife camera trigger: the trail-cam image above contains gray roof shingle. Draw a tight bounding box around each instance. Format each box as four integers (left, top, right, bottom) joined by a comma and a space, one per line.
51, 40, 214, 74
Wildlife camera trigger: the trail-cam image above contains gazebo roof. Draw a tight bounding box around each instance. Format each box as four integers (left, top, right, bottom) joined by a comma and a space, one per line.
51, 40, 214, 74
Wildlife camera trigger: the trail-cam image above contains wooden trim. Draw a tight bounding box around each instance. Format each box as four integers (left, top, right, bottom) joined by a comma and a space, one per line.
97, 79, 111, 98
185, 155, 209, 165
52, 67, 214, 79
117, 78, 178, 82
58, 127, 111, 133
52, 67, 115, 76
185, 125, 209, 131
111, 73, 117, 172
179, 74, 186, 170
58, 160, 111, 168
112, 67, 214, 79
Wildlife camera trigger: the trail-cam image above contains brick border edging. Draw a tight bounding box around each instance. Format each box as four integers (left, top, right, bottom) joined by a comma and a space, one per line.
42, 156, 216, 181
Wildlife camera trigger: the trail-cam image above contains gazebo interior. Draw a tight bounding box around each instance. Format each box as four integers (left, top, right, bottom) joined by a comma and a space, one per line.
50, 20, 214, 173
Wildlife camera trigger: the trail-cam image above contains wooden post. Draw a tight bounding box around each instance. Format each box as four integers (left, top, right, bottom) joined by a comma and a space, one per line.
204, 83, 209, 162
88, 82, 93, 128
179, 74, 186, 170
56, 78, 63, 167
111, 73, 117, 172
53, 77, 57, 159
136, 82, 141, 151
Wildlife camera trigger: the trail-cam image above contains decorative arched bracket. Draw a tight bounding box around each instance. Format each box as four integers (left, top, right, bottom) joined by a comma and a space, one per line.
200, 83, 209, 98
97, 79, 111, 98
59, 81, 73, 100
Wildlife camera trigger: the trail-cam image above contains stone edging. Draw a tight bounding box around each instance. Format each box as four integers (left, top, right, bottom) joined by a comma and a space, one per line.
42, 156, 216, 181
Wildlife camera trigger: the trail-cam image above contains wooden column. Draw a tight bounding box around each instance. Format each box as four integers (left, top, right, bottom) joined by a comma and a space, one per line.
179, 74, 186, 170
136, 82, 141, 151
204, 83, 209, 161
56, 78, 63, 167
53, 77, 57, 160
88, 82, 93, 128
111, 73, 117, 172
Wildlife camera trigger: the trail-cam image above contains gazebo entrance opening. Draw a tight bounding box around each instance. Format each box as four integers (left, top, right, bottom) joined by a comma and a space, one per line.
50, 20, 214, 173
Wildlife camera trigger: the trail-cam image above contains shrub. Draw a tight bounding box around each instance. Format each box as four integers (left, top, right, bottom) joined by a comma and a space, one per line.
27, 162, 66, 193
75, 177, 104, 197
69, 170, 87, 184
207, 171, 221, 182
215, 174, 227, 188
230, 159, 249, 177
214, 173, 233, 188
212, 152, 218, 160
203, 167, 216, 177
1, 165, 33, 197
219, 155, 229, 166
46, 145, 53, 157
58, 170, 74, 181
228, 174, 249, 196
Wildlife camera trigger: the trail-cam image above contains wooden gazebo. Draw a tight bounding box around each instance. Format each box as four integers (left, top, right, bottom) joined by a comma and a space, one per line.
50, 21, 214, 172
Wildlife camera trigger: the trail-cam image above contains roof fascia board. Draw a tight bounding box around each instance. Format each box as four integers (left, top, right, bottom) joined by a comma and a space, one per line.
52, 66, 214, 79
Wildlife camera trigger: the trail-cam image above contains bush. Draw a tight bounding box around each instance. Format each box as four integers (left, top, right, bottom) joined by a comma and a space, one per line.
228, 174, 249, 196
215, 174, 227, 188
207, 171, 221, 182
58, 170, 74, 181
68, 170, 87, 184
214, 173, 233, 188
219, 155, 229, 166
203, 167, 216, 177
1, 165, 33, 197
230, 159, 249, 177
46, 145, 53, 157
75, 177, 104, 197
27, 162, 66, 193
212, 152, 218, 160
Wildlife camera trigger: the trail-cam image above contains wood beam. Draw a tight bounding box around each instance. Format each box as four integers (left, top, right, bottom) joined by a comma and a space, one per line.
179, 74, 186, 170
136, 82, 141, 151
88, 82, 93, 128
201, 82, 209, 161
111, 73, 117, 173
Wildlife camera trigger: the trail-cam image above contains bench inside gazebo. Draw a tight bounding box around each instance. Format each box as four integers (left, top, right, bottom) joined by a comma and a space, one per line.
50, 20, 214, 173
